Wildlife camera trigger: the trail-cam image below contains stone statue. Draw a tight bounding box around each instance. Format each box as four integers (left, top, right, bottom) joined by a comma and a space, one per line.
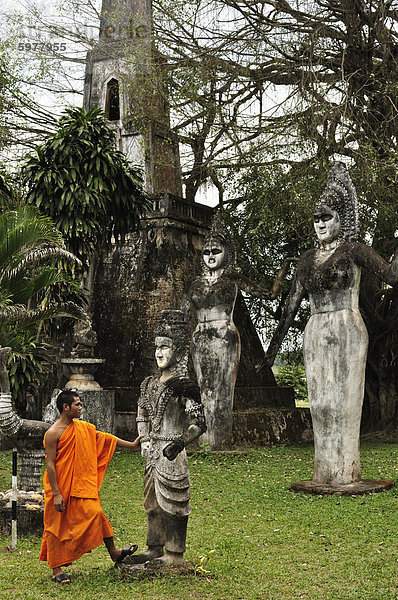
181, 214, 292, 450
125, 310, 206, 567
71, 312, 98, 358
0, 346, 49, 493
43, 389, 62, 424
264, 163, 398, 487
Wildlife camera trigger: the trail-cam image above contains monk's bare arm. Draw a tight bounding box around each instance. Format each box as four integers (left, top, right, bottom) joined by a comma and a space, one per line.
45, 428, 65, 513
116, 435, 143, 450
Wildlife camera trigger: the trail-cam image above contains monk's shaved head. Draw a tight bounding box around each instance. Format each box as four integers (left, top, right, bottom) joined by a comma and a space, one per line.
56, 390, 80, 414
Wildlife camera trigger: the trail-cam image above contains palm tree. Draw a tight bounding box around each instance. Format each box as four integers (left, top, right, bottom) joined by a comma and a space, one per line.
0, 205, 83, 413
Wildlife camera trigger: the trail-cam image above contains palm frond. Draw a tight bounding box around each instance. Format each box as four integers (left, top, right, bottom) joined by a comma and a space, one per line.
4, 301, 85, 330
1, 246, 81, 284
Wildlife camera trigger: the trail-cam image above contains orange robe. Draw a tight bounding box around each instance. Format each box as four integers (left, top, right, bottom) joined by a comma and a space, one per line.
39, 419, 117, 569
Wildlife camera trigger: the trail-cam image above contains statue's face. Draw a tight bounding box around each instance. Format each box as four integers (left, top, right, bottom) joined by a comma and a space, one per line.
314, 206, 340, 244
155, 336, 175, 370
202, 239, 225, 271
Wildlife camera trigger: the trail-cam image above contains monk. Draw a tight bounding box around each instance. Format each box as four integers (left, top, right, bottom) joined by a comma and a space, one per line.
40, 389, 142, 583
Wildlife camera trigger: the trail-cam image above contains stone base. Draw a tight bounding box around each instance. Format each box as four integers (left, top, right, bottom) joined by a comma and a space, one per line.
290, 479, 395, 495
233, 386, 295, 410
232, 408, 313, 446
117, 559, 194, 578
0, 500, 43, 536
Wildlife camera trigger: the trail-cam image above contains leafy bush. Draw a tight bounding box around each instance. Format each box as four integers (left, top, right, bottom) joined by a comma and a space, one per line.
274, 364, 308, 404
23, 106, 148, 268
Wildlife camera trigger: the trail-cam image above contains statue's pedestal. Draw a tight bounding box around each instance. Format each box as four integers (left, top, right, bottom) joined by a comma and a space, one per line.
116, 559, 194, 577
61, 358, 105, 391
290, 479, 395, 495
60, 358, 115, 434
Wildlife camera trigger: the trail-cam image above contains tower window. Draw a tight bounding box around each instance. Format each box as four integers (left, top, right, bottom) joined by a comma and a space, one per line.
105, 78, 120, 121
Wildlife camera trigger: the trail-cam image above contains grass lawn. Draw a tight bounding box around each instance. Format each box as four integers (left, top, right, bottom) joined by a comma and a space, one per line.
0, 441, 398, 600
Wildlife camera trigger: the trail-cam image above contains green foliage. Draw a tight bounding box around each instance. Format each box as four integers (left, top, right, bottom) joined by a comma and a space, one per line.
194, 549, 216, 576
274, 364, 308, 404
0, 205, 82, 411
22, 107, 149, 268
0, 331, 51, 403
0, 167, 17, 211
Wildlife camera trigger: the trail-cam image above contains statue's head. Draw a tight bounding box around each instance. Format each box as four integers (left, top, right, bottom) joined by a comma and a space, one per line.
154, 310, 189, 375
314, 162, 358, 246
202, 214, 236, 273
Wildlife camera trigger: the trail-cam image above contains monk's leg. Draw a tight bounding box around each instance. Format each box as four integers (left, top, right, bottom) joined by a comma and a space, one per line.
104, 536, 119, 561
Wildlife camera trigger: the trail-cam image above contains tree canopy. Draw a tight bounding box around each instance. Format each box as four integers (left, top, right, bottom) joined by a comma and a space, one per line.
22, 106, 148, 268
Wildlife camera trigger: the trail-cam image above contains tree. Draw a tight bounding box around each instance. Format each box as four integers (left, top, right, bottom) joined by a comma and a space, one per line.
0, 205, 82, 413
7, 1, 398, 428
22, 106, 148, 269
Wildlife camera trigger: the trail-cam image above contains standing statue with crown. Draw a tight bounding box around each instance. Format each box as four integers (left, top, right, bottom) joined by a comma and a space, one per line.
122, 310, 206, 569
182, 214, 293, 450
264, 163, 398, 492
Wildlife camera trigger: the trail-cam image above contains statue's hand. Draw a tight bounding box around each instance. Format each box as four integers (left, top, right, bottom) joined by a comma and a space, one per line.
141, 442, 150, 459
163, 440, 184, 461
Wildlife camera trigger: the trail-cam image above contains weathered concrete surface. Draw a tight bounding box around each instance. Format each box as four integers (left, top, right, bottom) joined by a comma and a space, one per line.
92, 196, 283, 421
61, 358, 105, 391
290, 479, 395, 495
84, 0, 299, 447
79, 390, 115, 434
84, 0, 182, 197
265, 163, 398, 485
18, 448, 45, 492
132, 310, 206, 565
93, 198, 212, 409
233, 386, 294, 410
114, 407, 313, 447
232, 408, 313, 446
0, 493, 43, 536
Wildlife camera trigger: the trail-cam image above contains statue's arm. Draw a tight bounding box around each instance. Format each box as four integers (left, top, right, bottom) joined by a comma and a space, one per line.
353, 243, 398, 285
136, 404, 150, 458
182, 397, 207, 446
261, 273, 306, 369
234, 257, 296, 300
163, 393, 206, 461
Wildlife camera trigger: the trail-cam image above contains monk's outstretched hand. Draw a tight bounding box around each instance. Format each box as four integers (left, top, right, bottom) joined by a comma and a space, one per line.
54, 493, 65, 512
130, 435, 143, 449
116, 435, 143, 450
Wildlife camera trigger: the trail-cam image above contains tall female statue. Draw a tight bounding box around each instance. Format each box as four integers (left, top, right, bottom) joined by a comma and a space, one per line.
264, 163, 398, 486
182, 215, 291, 450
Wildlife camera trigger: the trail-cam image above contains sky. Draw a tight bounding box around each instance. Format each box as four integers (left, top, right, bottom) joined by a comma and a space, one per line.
1, 0, 219, 205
